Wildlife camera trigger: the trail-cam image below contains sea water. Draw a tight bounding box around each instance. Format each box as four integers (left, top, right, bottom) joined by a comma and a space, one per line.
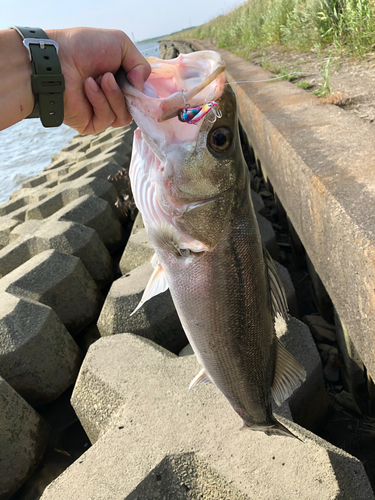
0, 41, 160, 204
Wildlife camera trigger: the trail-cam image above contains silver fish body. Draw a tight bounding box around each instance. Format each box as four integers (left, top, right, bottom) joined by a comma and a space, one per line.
118, 51, 306, 436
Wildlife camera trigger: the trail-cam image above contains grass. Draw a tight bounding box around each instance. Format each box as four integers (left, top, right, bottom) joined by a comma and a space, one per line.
295, 81, 314, 90
172, 0, 375, 58
312, 54, 335, 96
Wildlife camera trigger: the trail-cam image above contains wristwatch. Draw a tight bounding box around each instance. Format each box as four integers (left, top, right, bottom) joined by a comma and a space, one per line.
10, 26, 65, 127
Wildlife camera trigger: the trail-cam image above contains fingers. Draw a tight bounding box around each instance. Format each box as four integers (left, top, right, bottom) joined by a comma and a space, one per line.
83, 73, 132, 134
101, 72, 132, 127
120, 34, 151, 91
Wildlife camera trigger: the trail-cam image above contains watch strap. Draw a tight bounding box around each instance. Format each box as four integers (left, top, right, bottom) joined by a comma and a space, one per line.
11, 26, 65, 127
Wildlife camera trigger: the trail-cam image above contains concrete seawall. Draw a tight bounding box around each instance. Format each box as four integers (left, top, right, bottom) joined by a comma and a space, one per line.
0, 42, 374, 499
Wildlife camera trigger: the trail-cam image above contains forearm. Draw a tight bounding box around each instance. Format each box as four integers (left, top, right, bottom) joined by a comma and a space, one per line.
0, 29, 34, 130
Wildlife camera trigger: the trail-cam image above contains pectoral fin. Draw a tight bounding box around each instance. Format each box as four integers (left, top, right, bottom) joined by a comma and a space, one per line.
130, 264, 169, 316
272, 340, 306, 406
189, 369, 212, 390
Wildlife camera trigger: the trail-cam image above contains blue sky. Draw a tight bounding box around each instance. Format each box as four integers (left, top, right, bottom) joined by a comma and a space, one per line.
1, 0, 243, 42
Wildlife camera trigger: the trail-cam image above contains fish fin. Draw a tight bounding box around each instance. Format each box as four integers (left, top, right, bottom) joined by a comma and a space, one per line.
150, 253, 159, 268
264, 248, 288, 320
241, 417, 303, 440
130, 264, 169, 316
148, 222, 182, 257
189, 369, 212, 390
265, 418, 304, 440
272, 339, 307, 406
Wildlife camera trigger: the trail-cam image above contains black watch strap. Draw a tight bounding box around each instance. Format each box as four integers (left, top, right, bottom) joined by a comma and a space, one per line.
11, 26, 65, 127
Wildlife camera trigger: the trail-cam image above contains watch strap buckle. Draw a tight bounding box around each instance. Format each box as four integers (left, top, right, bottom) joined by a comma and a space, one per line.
22, 38, 60, 62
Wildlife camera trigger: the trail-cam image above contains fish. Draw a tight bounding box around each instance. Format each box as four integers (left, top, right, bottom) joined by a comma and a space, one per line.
116, 50, 306, 437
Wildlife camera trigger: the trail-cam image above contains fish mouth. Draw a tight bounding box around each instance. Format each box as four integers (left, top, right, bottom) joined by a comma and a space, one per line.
116, 52, 227, 150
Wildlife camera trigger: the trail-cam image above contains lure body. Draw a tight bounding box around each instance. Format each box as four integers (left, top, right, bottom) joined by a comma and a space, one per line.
178, 101, 218, 124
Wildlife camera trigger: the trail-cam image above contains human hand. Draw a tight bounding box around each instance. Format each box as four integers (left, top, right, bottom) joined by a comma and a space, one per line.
46, 27, 151, 134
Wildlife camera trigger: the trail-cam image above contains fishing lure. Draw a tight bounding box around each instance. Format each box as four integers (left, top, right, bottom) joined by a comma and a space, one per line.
178, 101, 219, 125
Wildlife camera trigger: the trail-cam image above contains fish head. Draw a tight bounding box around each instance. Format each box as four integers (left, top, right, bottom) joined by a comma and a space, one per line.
118, 51, 248, 250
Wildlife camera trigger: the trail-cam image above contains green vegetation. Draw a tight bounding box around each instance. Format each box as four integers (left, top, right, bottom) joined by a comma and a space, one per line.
295, 81, 314, 89
313, 54, 335, 96
173, 0, 375, 57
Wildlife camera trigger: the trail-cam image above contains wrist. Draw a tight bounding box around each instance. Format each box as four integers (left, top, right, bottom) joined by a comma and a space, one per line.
10, 27, 65, 127
4, 30, 35, 121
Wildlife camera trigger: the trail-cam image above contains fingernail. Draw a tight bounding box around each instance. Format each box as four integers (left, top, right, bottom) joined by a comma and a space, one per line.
127, 67, 145, 92
87, 77, 99, 92
108, 73, 118, 91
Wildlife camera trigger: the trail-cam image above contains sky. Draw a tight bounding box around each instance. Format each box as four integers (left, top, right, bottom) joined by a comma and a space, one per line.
1, 0, 243, 43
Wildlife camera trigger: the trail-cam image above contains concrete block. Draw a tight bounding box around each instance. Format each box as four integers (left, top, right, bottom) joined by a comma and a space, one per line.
52, 195, 124, 253
9, 220, 44, 243
58, 134, 91, 154
21, 163, 73, 189
34, 220, 114, 289
256, 212, 279, 261
132, 211, 144, 232
97, 261, 187, 354
0, 220, 113, 288
0, 217, 20, 249
40, 333, 373, 500
119, 227, 154, 274
0, 376, 49, 500
24, 177, 118, 221
57, 157, 121, 185
89, 124, 135, 148
274, 260, 299, 318
0, 249, 103, 336
0, 196, 28, 217
43, 136, 92, 171
0, 293, 81, 406
76, 139, 131, 168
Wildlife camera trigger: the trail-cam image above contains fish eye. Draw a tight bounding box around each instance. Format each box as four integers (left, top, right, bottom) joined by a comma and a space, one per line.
208, 127, 232, 154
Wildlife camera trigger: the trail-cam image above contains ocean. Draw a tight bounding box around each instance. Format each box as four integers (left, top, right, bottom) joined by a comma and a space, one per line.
0, 41, 160, 205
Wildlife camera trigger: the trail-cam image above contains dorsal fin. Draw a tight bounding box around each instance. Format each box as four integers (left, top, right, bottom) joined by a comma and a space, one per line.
264, 247, 288, 320
130, 263, 169, 316
272, 339, 306, 406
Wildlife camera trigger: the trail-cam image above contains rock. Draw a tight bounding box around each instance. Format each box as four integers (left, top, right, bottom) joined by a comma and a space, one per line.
335, 391, 362, 414
0, 220, 114, 289
40, 333, 374, 500
179, 343, 194, 357
0, 249, 103, 336
51, 195, 125, 253
250, 189, 267, 216
0, 376, 49, 500
334, 308, 367, 411
255, 212, 279, 260
0, 292, 81, 406
321, 345, 340, 382
274, 261, 299, 318
119, 227, 154, 274
302, 314, 336, 343
97, 261, 187, 354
